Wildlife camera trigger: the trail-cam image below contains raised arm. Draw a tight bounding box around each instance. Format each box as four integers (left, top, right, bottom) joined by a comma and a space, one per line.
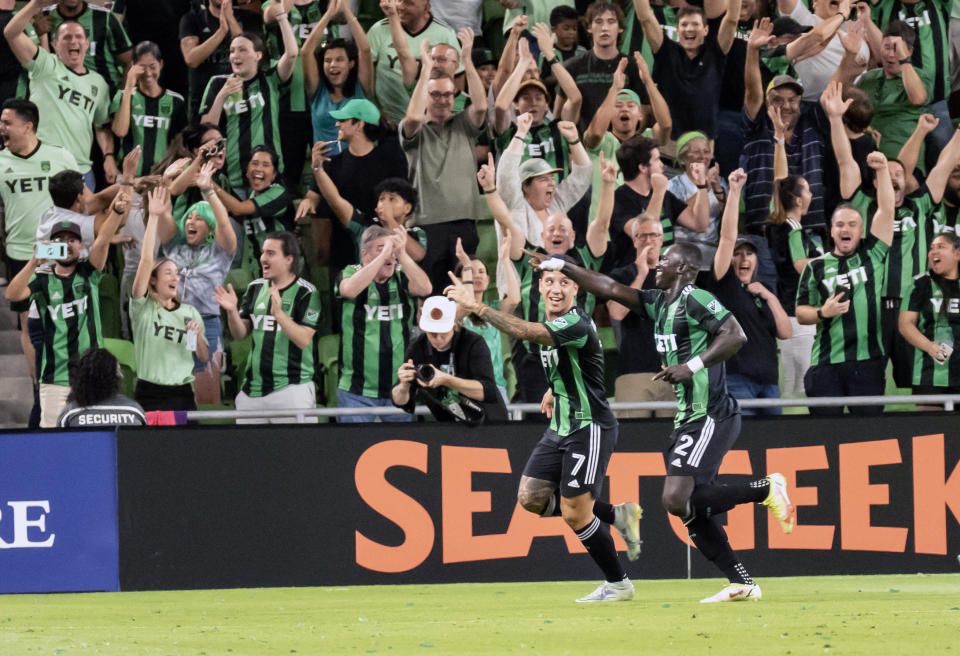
342, 0, 374, 96
201, 74, 243, 126
111, 64, 144, 137
633, 0, 664, 53
497, 233, 521, 315
897, 114, 938, 192
584, 58, 626, 150
821, 81, 861, 199
90, 190, 131, 271
401, 39, 433, 139
132, 185, 170, 299
893, 36, 927, 105
716, 0, 743, 54
300, 0, 337, 97
309, 141, 355, 226
713, 168, 747, 279
4, 0, 42, 65
478, 153, 523, 261
744, 18, 773, 120
338, 238, 399, 298
635, 51, 671, 146
458, 28, 487, 128
447, 271, 554, 346
273, 9, 299, 82
586, 152, 617, 259
197, 161, 237, 255
494, 38, 535, 135
382, 0, 418, 88
926, 128, 960, 204
676, 162, 711, 233
213, 283, 251, 339
496, 111, 532, 209
181, 2, 233, 69
531, 21, 581, 123
867, 151, 894, 246
394, 228, 432, 296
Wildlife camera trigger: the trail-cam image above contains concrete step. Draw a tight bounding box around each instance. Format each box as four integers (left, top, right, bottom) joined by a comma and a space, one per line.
0, 354, 29, 379
0, 330, 22, 355
0, 375, 34, 404
0, 400, 32, 429
0, 309, 18, 331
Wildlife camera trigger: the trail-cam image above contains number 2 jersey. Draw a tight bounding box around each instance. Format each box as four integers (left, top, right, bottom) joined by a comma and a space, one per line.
636, 285, 739, 427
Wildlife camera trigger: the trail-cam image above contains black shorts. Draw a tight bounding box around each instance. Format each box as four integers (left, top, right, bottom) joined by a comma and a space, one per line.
522, 422, 618, 498
666, 413, 741, 485
4, 257, 30, 314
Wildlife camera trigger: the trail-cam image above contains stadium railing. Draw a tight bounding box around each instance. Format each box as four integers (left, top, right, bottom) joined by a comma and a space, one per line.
185, 394, 960, 423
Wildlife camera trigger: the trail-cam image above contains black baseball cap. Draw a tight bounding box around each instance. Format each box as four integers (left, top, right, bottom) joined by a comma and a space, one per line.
50, 221, 82, 240
772, 17, 813, 37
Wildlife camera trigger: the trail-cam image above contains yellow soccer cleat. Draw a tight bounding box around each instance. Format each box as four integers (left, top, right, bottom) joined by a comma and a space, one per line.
613, 502, 643, 561
762, 472, 796, 534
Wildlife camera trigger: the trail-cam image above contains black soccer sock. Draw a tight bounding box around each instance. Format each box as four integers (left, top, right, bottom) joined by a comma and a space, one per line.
690, 478, 770, 518
576, 516, 626, 583
593, 499, 615, 525
685, 514, 753, 585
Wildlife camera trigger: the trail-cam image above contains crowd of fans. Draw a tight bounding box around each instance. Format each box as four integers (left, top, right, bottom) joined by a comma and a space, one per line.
0, 0, 958, 427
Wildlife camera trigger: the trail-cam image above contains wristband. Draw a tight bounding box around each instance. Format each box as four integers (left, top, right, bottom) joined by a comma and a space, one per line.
898, 57, 912, 65
538, 257, 566, 271
462, 266, 473, 271
544, 57, 558, 65
686, 356, 704, 373
773, 136, 785, 146
567, 138, 581, 145
119, 181, 133, 186
103, 152, 115, 156
482, 186, 497, 194
817, 308, 825, 321
695, 184, 707, 189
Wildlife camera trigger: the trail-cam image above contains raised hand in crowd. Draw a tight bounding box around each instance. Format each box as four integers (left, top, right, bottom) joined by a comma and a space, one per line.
213, 283, 239, 313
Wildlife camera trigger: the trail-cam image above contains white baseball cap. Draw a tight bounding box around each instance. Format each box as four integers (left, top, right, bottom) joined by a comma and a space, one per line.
419, 296, 457, 333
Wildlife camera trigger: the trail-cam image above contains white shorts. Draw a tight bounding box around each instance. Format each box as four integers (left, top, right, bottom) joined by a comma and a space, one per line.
40, 383, 71, 428
234, 382, 318, 424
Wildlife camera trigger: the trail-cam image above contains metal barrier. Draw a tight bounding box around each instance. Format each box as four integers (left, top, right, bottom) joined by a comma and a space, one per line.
186, 394, 960, 423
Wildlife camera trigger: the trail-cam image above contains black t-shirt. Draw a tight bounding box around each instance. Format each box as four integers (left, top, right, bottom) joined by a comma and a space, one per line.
178, 6, 262, 114
718, 19, 752, 113
609, 265, 661, 375
563, 51, 650, 131
607, 183, 685, 270
652, 25, 727, 139
120, 0, 191, 97
397, 330, 508, 423
698, 268, 779, 384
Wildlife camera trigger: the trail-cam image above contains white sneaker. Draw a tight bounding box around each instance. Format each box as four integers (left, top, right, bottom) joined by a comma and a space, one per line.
762, 473, 796, 534
575, 578, 635, 603
700, 583, 762, 603
613, 502, 643, 561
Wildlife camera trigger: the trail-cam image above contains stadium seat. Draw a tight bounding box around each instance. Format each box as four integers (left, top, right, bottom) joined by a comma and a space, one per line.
104, 337, 137, 398
316, 333, 340, 411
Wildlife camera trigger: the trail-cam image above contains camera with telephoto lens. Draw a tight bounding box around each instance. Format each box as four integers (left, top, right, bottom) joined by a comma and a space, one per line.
415, 364, 435, 383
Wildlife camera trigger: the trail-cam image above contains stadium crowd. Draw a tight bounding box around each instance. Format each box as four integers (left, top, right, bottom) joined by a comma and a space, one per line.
1, 0, 959, 426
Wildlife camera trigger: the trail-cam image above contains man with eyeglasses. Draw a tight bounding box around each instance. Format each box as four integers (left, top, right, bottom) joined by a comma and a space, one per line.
607, 214, 677, 418
401, 29, 487, 295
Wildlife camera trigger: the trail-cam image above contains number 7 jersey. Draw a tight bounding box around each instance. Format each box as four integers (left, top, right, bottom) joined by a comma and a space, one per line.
637, 285, 739, 427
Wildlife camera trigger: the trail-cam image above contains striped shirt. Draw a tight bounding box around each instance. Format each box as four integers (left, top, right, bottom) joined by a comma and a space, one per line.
903, 273, 960, 388
872, 0, 952, 103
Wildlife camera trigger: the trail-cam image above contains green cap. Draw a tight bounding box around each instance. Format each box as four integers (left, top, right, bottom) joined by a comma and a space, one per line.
676, 131, 708, 154
179, 201, 217, 243
518, 158, 562, 183
616, 89, 642, 106
329, 99, 381, 125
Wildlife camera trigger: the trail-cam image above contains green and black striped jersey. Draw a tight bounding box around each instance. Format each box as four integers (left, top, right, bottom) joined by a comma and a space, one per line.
238, 277, 321, 397
238, 183, 294, 273
199, 70, 285, 189
515, 245, 603, 332
872, 0, 952, 103
29, 261, 103, 386
931, 202, 959, 237
541, 306, 615, 436
109, 88, 186, 176
44, 2, 132, 91
849, 186, 935, 300
336, 265, 416, 399
797, 235, 889, 365
904, 273, 960, 388
637, 285, 738, 427
493, 120, 571, 178
263, 0, 328, 114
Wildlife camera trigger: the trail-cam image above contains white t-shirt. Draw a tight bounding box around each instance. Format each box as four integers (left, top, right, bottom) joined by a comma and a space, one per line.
35, 206, 95, 257
790, 2, 870, 101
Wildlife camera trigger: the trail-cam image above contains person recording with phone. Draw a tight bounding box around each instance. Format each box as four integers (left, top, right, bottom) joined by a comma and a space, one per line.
796, 151, 895, 416
392, 296, 508, 424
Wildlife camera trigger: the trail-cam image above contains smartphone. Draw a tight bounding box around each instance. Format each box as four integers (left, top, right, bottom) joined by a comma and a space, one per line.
185, 330, 198, 352
834, 284, 852, 302
36, 242, 67, 260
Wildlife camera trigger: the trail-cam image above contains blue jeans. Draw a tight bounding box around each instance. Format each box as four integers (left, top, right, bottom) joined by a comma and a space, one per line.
726, 373, 782, 416
82, 169, 95, 192
336, 388, 413, 423
193, 315, 223, 372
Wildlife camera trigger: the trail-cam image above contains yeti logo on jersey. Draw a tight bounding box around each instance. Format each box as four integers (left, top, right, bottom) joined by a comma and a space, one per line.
930, 297, 960, 314
822, 267, 868, 294
225, 92, 266, 115
893, 214, 917, 233
654, 333, 677, 353
540, 347, 560, 369
251, 314, 284, 332
47, 297, 88, 320
364, 304, 404, 321
132, 114, 171, 129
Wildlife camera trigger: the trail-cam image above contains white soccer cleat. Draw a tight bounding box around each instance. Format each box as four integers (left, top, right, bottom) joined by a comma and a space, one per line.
613, 502, 643, 561
762, 472, 796, 534
575, 578, 635, 603
699, 583, 762, 603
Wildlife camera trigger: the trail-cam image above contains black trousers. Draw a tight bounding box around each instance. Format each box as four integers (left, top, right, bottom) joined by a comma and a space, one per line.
135, 379, 197, 413
804, 356, 886, 416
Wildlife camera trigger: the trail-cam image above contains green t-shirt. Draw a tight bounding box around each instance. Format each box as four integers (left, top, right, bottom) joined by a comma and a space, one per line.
263, 0, 329, 113
43, 2, 132, 91
238, 183, 293, 275
24, 48, 110, 175
585, 131, 624, 224
366, 16, 460, 123
796, 236, 889, 365
130, 295, 204, 386
336, 265, 416, 399
109, 88, 187, 176
855, 68, 930, 165
29, 261, 103, 386
502, 0, 574, 33
903, 273, 960, 388
0, 142, 78, 260
238, 277, 321, 397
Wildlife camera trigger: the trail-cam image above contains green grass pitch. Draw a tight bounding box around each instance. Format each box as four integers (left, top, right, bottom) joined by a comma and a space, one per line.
1, 574, 958, 655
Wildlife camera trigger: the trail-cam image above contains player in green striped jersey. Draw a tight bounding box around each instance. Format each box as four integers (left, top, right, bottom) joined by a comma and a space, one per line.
215, 231, 321, 423
899, 233, 960, 403
199, 22, 298, 191
335, 225, 432, 422
528, 244, 798, 603
43, 0, 132, 92
5, 188, 130, 426
110, 42, 186, 178
796, 151, 896, 414
447, 254, 642, 603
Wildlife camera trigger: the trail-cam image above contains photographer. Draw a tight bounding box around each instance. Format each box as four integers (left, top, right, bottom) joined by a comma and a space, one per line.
392, 296, 508, 423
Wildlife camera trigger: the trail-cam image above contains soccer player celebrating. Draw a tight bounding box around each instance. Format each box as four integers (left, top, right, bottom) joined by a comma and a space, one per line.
446, 256, 642, 604
523, 244, 797, 603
